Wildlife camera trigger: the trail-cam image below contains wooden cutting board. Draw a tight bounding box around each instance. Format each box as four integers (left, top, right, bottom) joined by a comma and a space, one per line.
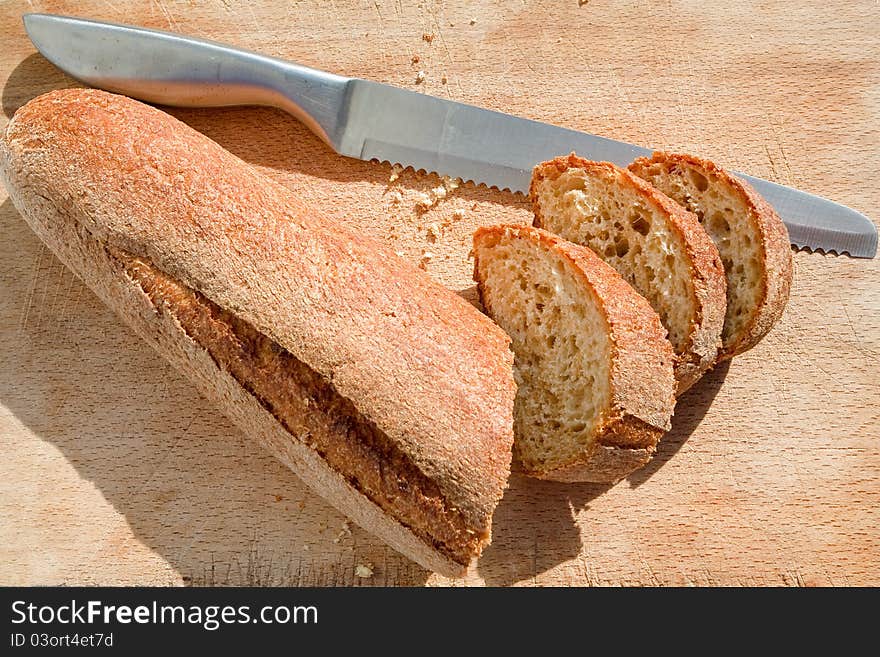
1, 0, 878, 586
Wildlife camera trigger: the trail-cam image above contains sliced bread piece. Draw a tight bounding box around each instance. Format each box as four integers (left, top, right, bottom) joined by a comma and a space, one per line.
472, 224, 676, 483
530, 155, 727, 394
628, 151, 793, 359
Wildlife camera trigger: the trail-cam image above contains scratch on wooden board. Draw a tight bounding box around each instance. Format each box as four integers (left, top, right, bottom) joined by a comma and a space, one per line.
426, 0, 464, 95
682, 50, 717, 155
511, 36, 536, 74
129, 409, 201, 501
532, 533, 538, 585
769, 115, 800, 187
150, 0, 180, 32
34, 255, 59, 331
606, 63, 648, 143
59, 274, 86, 326
575, 553, 602, 586
19, 242, 46, 333
766, 354, 794, 427
47, 259, 69, 330
783, 329, 834, 380
764, 136, 800, 188
174, 514, 213, 570
372, 1, 389, 66
636, 547, 662, 586
244, 3, 260, 37
776, 137, 796, 186
781, 567, 807, 587
841, 302, 879, 363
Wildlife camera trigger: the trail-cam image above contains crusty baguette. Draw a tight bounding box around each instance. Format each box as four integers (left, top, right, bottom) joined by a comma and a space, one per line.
530, 155, 727, 393
0, 89, 517, 576
472, 225, 676, 483
628, 151, 793, 359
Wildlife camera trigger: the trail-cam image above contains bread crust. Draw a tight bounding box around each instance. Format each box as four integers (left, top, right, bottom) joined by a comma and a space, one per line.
629, 151, 793, 359
1, 89, 517, 575
473, 225, 676, 484
531, 154, 727, 394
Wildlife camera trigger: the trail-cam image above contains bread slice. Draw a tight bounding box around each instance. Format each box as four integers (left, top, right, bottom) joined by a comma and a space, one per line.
472, 225, 676, 483
628, 152, 793, 358
1, 89, 517, 576
530, 155, 727, 394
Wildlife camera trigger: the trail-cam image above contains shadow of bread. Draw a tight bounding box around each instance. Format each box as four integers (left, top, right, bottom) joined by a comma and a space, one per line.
456, 284, 481, 309
477, 475, 610, 586
2, 53, 79, 118
477, 361, 729, 585
0, 198, 430, 586
627, 360, 730, 488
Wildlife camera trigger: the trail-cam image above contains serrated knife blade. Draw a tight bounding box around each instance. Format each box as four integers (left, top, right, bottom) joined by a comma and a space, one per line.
21, 13, 878, 258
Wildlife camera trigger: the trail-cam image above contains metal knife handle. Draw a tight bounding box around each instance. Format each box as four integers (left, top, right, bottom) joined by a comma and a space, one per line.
23, 14, 351, 148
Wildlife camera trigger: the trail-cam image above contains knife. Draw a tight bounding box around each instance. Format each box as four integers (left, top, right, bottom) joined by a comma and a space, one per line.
21, 13, 878, 258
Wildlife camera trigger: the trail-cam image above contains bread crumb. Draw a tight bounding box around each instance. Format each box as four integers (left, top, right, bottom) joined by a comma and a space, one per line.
355, 564, 374, 578
388, 190, 403, 205
415, 192, 434, 212
470, 18, 477, 25
414, 175, 462, 213
442, 176, 460, 193
415, 70, 426, 84
394, 250, 406, 258
578, 0, 590, 6
441, 75, 448, 85
419, 251, 434, 270
274, 494, 283, 502
389, 163, 403, 182
422, 32, 435, 43
452, 208, 467, 222
426, 223, 440, 242
411, 54, 420, 65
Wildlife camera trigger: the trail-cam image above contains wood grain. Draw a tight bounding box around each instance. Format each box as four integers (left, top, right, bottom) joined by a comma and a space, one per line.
1, 0, 878, 586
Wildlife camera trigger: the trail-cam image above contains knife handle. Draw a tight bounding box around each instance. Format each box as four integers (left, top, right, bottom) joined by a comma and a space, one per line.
24, 14, 351, 148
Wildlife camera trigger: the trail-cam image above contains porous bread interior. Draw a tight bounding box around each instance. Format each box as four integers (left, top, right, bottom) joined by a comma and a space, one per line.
633, 161, 764, 348
533, 170, 694, 353
475, 233, 611, 473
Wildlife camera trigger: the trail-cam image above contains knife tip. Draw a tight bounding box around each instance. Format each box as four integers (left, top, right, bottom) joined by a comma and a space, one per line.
22, 12, 50, 37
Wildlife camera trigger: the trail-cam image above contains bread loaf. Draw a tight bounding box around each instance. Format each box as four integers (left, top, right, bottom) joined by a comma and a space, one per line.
472, 225, 676, 483
0, 89, 517, 577
628, 151, 793, 358
530, 155, 727, 393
